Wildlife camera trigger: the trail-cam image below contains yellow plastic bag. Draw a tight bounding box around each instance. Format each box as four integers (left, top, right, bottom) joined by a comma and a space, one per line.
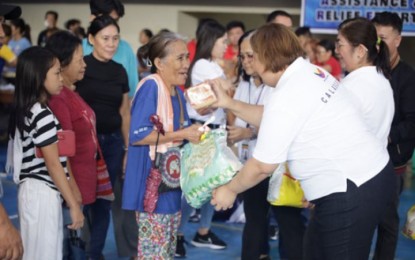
267, 163, 304, 208
402, 204, 415, 240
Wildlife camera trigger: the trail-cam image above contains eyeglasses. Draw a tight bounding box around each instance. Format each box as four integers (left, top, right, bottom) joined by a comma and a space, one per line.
238, 53, 254, 61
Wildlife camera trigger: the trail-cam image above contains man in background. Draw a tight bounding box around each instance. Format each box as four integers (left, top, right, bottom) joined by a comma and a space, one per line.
223, 20, 245, 81
266, 10, 293, 28
37, 10, 60, 47
372, 12, 415, 260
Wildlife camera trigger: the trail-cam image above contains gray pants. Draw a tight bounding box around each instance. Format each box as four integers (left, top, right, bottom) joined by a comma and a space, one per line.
112, 174, 138, 257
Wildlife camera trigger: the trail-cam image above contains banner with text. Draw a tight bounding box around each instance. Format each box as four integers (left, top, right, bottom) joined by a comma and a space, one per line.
301, 0, 415, 35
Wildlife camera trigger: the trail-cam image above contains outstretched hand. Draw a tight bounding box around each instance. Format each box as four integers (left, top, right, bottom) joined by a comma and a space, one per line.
207, 78, 234, 109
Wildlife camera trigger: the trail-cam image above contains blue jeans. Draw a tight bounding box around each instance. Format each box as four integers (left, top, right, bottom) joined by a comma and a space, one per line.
84, 130, 124, 259
178, 197, 215, 234
304, 161, 396, 260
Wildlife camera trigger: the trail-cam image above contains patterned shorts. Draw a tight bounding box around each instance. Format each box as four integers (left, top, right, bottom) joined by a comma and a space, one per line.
136, 211, 181, 259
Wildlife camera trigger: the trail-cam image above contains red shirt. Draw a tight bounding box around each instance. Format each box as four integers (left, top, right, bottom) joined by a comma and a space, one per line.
316, 56, 342, 80
223, 44, 238, 61
187, 39, 197, 63
49, 87, 98, 205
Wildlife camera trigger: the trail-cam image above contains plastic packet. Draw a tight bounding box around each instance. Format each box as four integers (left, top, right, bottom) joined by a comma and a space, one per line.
185, 83, 217, 110
180, 129, 242, 208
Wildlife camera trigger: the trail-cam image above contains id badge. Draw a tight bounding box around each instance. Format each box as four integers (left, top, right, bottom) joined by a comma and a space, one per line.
240, 141, 250, 163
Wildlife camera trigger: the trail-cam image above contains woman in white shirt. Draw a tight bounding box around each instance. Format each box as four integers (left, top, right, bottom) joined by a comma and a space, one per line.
337, 17, 398, 260
336, 17, 394, 147
229, 30, 273, 260
210, 23, 396, 260
176, 20, 228, 257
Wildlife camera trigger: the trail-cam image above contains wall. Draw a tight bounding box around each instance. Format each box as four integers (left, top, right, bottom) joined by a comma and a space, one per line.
16, 3, 299, 53
14, 3, 415, 67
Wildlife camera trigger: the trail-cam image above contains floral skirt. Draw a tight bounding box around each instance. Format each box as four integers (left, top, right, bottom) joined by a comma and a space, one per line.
136, 211, 181, 259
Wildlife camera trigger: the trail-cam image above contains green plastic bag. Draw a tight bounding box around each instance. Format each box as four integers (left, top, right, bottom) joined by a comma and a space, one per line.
180, 129, 242, 208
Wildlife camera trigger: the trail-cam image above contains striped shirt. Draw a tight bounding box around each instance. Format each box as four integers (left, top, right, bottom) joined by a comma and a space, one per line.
20, 102, 68, 191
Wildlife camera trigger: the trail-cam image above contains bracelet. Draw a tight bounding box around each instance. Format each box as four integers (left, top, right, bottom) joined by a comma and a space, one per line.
123, 146, 128, 151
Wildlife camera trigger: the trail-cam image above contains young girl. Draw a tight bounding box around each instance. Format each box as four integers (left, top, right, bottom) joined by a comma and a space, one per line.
10, 46, 84, 260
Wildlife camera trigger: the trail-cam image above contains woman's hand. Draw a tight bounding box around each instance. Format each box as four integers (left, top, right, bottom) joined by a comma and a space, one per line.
208, 78, 234, 109
67, 206, 84, 230
180, 124, 203, 144
227, 126, 251, 143
211, 184, 237, 211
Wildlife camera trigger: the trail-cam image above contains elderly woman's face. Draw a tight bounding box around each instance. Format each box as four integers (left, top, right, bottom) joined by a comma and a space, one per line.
62, 45, 86, 85
159, 40, 190, 86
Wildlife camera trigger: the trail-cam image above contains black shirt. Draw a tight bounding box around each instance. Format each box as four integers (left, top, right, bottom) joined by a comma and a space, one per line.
388, 60, 415, 166
76, 54, 129, 134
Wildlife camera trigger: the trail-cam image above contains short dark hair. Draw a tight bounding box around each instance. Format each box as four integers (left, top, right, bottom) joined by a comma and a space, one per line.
266, 10, 292, 23
89, 0, 124, 18
45, 10, 58, 20
45, 31, 82, 68
226, 20, 245, 32
141, 28, 153, 39
251, 23, 304, 73
317, 39, 335, 55
295, 26, 312, 37
10, 18, 31, 43
371, 11, 403, 34
64, 19, 81, 30
87, 15, 120, 38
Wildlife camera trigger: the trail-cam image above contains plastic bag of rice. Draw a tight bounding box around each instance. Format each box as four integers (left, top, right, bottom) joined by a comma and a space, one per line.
180, 129, 242, 208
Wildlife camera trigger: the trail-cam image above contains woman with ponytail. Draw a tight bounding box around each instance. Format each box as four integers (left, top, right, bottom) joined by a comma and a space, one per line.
336, 17, 394, 147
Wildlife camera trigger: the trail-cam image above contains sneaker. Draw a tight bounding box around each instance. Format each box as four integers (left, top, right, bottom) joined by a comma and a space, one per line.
190, 231, 227, 249
269, 225, 279, 241
175, 235, 186, 258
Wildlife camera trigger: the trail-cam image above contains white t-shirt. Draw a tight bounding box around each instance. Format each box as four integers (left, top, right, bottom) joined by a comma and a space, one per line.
234, 77, 272, 160
186, 59, 226, 125
253, 57, 389, 201
340, 66, 394, 147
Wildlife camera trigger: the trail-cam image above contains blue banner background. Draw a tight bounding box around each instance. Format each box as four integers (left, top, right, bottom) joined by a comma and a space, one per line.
301, 0, 415, 35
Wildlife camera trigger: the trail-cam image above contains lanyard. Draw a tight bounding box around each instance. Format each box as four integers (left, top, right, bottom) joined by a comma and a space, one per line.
248, 82, 265, 106
246, 82, 264, 128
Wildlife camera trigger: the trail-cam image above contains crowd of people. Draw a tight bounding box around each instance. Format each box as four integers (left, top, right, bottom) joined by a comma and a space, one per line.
1, 1, 415, 260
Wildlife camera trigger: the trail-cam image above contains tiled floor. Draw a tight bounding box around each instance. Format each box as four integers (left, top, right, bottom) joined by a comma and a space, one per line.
1, 143, 415, 259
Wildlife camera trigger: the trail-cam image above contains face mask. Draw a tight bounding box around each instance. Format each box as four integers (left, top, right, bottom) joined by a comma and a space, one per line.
44, 20, 49, 28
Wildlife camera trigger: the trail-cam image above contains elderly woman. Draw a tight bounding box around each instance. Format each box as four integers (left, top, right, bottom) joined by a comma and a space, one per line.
122, 32, 202, 258
211, 23, 395, 259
